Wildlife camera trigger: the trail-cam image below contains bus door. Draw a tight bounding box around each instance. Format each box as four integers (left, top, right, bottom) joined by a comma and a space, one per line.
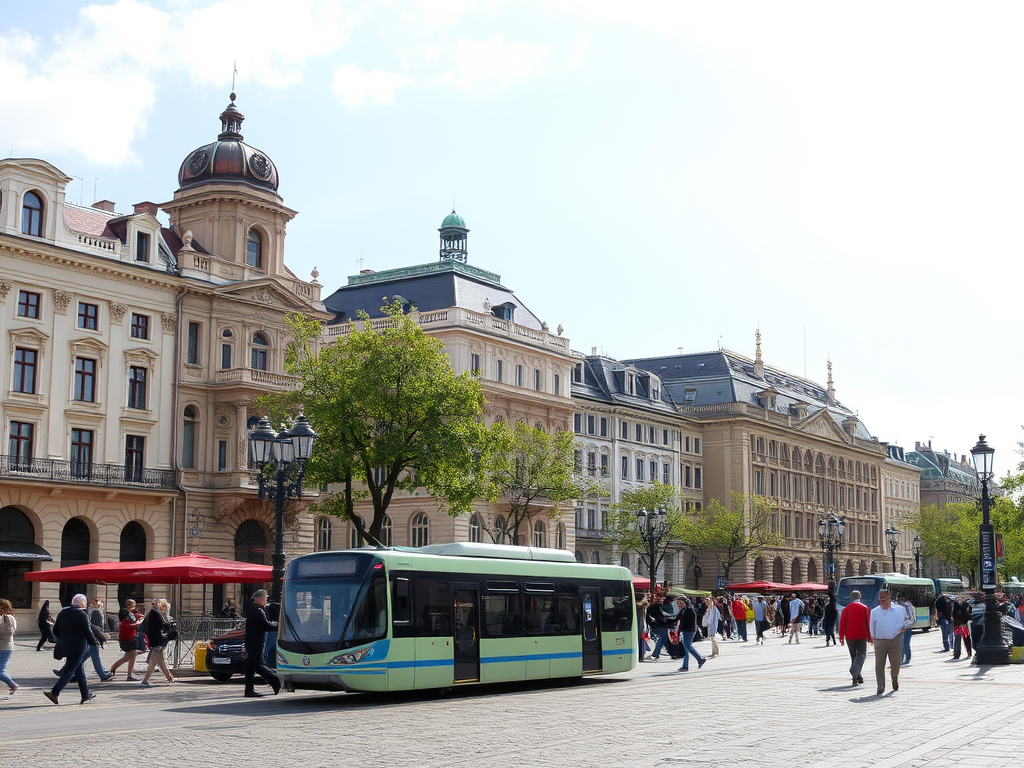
580, 586, 602, 673
453, 583, 480, 683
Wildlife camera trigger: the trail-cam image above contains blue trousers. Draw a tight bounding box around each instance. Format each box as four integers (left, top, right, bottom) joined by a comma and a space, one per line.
678, 631, 705, 669
938, 619, 952, 651
650, 627, 669, 658
52, 651, 90, 700
902, 628, 912, 663
0, 649, 15, 689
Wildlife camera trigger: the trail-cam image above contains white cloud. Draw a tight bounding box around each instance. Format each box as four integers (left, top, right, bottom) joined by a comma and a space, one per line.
433, 34, 550, 89
567, 33, 589, 69
332, 64, 415, 109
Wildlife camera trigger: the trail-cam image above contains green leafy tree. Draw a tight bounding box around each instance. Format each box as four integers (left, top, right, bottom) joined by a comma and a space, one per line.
266, 301, 488, 545
480, 421, 580, 545
605, 482, 693, 584
688, 492, 783, 582
908, 503, 980, 586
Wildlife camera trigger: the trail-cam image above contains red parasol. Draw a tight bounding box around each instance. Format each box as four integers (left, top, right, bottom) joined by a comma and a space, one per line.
24, 553, 271, 585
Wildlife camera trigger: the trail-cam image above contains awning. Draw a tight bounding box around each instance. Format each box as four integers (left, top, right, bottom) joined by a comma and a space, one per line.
0, 543, 53, 561
24, 553, 271, 584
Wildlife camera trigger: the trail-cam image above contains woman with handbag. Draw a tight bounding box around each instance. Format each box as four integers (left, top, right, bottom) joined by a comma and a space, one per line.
36, 600, 56, 651
702, 596, 721, 657
139, 599, 177, 687
0, 599, 18, 696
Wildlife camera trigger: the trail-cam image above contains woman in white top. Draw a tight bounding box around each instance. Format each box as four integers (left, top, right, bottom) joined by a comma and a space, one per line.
0, 598, 18, 696
703, 597, 721, 658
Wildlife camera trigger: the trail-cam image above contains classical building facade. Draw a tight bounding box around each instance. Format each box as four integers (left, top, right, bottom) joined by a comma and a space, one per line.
906, 441, 981, 508
569, 353, 702, 584
629, 334, 906, 587
0, 96, 326, 620
317, 212, 576, 558
881, 444, 923, 575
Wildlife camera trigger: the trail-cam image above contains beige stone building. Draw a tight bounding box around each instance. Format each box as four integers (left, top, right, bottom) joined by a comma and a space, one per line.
881, 444, 922, 575
0, 97, 325, 621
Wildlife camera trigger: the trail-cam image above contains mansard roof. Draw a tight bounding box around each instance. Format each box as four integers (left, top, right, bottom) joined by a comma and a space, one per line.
572, 355, 680, 416
323, 260, 544, 329
626, 349, 875, 440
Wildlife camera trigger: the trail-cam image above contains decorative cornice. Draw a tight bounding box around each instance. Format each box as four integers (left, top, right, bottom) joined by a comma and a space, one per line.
0, 242, 179, 292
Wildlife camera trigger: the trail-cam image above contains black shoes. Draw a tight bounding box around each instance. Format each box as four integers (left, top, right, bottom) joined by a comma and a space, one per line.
857, 676, 864, 684
81, 693, 96, 704
270, 678, 282, 695
44, 691, 59, 705
697, 657, 706, 669
892, 680, 899, 691
244, 691, 262, 698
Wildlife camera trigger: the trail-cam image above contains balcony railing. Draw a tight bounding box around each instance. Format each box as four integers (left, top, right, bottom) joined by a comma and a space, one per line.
0, 456, 176, 490
575, 527, 609, 540
214, 368, 301, 389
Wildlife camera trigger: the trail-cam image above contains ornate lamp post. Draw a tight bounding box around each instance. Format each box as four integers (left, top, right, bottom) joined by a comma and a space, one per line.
249, 414, 316, 604
817, 513, 846, 593
636, 507, 667, 592
885, 525, 901, 572
971, 434, 1009, 665
912, 534, 922, 578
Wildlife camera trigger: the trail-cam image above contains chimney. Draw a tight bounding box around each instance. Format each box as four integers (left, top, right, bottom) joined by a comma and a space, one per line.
591, 346, 597, 355
133, 201, 159, 217
92, 200, 116, 212
359, 269, 375, 275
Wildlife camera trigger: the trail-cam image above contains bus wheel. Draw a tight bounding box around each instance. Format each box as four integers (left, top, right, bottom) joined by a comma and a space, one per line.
209, 672, 233, 682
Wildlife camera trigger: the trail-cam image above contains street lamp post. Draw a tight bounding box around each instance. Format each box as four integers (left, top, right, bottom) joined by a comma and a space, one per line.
817, 513, 846, 594
885, 525, 901, 572
249, 414, 316, 605
636, 507, 667, 592
971, 434, 1010, 666
912, 534, 922, 578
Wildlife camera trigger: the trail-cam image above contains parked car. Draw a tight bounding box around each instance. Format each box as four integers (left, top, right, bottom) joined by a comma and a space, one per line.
205, 628, 247, 682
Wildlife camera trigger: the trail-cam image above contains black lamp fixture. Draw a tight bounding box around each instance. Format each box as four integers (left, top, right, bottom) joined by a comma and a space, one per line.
249, 414, 317, 604
817, 512, 845, 593
636, 507, 667, 592
970, 434, 1009, 665
912, 534, 922, 578
885, 525, 901, 572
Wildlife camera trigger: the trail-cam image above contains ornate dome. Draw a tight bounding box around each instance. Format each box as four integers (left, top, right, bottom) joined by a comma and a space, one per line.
441, 209, 466, 228
177, 94, 280, 193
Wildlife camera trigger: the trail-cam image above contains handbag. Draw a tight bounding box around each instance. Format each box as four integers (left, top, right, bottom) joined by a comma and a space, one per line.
669, 630, 680, 645
701, 611, 710, 628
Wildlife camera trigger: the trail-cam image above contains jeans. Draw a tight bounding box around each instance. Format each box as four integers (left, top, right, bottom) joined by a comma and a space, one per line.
735, 620, 748, 641
902, 628, 912, 663
953, 627, 972, 658
754, 618, 766, 641
938, 619, 952, 651
53, 651, 90, 700
87, 644, 109, 678
823, 617, 837, 645
846, 639, 867, 680
678, 631, 705, 669
874, 636, 902, 692
650, 627, 669, 658
244, 651, 279, 695
0, 649, 15, 689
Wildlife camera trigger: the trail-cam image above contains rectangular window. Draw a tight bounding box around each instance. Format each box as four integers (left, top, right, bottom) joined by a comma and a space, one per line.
496, 360, 503, 383
683, 388, 697, 403
573, 450, 582, 474
127, 366, 147, 409
635, 424, 642, 442
135, 231, 150, 263
73, 358, 96, 402
77, 302, 98, 330
515, 365, 523, 387
218, 440, 228, 471
649, 426, 656, 444
573, 413, 582, 434
663, 463, 670, 484
125, 435, 145, 482
685, 436, 691, 452
663, 429, 669, 446
70, 429, 93, 478
649, 460, 657, 482
8, 421, 33, 466
17, 291, 40, 318
586, 452, 596, 476
636, 458, 644, 482
621, 421, 628, 439
694, 438, 701, 454
600, 454, 609, 477
471, 354, 481, 375
221, 344, 232, 370
13, 348, 38, 393
534, 368, 541, 390
553, 374, 559, 395
187, 322, 200, 365
685, 465, 692, 488
586, 415, 595, 435
695, 467, 702, 489
600, 417, 608, 437
482, 592, 522, 638
251, 347, 267, 371
130, 313, 149, 339
621, 455, 629, 478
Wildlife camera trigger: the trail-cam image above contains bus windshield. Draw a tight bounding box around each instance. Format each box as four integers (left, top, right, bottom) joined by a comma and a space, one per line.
837, 577, 882, 608
281, 552, 388, 654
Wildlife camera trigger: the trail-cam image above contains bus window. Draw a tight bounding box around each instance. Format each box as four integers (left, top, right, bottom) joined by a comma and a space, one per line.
414, 579, 452, 637
556, 584, 580, 633
392, 577, 411, 625
346, 571, 388, 642
524, 594, 558, 635
482, 592, 523, 637
601, 582, 633, 632
837, 577, 882, 608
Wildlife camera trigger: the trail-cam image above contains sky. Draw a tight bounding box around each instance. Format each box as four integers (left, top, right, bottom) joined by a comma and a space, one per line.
2, 0, 1022, 477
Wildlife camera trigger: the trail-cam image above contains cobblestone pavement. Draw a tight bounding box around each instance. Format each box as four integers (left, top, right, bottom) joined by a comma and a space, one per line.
3, 628, 1022, 767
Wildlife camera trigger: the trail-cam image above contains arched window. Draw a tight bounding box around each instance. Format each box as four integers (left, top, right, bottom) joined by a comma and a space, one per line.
235, 519, 268, 604
411, 513, 430, 547
492, 515, 506, 544
575, 550, 587, 563
753, 557, 765, 581
469, 513, 483, 543
791, 558, 803, 584
0, 506, 39, 608
807, 558, 818, 583
22, 191, 43, 237
556, 522, 565, 550
349, 516, 363, 548
60, 518, 91, 606
590, 551, 601, 564
251, 332, 269, 371
182, 405, 198, 469
532, 519, 546, 548
620, 552, 630, 570
772, 556, 784, 582
246, 229, 262, 268
815, 454, 826, 475
381, 514, 393, 547
118, 521, 147, 606
316, 517, 333, 551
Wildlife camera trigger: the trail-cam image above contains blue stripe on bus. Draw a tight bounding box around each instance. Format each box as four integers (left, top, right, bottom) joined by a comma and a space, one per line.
282, 647, 635, 673
480, 651, 582, 664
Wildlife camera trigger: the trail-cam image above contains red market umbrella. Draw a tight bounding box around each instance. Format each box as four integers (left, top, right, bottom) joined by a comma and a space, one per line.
632, 576, 652, 590
24, 553, 271, 585
725, 581, 792, 594
790, 582, 830, 592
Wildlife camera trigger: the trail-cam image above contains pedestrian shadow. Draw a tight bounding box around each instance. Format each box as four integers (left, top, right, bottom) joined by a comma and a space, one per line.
819, 684, 860, 692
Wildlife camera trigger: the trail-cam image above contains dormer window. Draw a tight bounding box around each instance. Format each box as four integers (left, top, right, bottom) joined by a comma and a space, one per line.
22, 191, 43, 237
246, 229, 262, 268
135, 231, 150, 263
491, 302, 515, 322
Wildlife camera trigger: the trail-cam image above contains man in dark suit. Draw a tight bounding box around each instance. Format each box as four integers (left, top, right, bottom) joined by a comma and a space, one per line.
46, 594, 97, 704
244, 589, 281, 698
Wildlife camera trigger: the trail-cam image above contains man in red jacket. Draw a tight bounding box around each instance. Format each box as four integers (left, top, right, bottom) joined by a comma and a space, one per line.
838, 589, 872, 686
731, 597, 748, 642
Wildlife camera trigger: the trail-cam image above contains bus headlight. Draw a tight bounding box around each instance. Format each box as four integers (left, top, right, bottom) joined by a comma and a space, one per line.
328, 648, 370, 665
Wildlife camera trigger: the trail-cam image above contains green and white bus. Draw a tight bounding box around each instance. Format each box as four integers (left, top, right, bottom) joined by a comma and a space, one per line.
836, 574, 935, 631
933, 578, 965, 597
276, 543, 636, 693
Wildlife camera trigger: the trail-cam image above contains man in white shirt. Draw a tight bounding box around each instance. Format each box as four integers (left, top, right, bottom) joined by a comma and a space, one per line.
787, 594, 804, 644
869, 589, 910, 695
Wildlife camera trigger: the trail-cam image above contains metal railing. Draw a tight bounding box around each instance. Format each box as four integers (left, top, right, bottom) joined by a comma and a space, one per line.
171, 615, 246, 669
0, 455, 176, 489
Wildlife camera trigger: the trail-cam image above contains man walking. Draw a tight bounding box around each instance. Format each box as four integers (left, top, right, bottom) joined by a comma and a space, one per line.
753, 596, 767, 644
934, 593, 953, 653
838, 589, 871, 686
870, 589, 906, 695
787, 593, 804, 644
731, 596, 748, 642
243, 589, 281, 698
674, 597, 707, 672
45, 594, 96, 705
645, 594, 675, 660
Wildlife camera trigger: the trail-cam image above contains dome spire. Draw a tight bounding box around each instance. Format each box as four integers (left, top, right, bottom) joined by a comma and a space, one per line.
753, 327, 764, 379
439, 207, 469, 263
218, 92, 245, 141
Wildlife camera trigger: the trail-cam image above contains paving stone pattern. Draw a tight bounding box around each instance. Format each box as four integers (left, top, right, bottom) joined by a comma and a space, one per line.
2, 628, 1022, 767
